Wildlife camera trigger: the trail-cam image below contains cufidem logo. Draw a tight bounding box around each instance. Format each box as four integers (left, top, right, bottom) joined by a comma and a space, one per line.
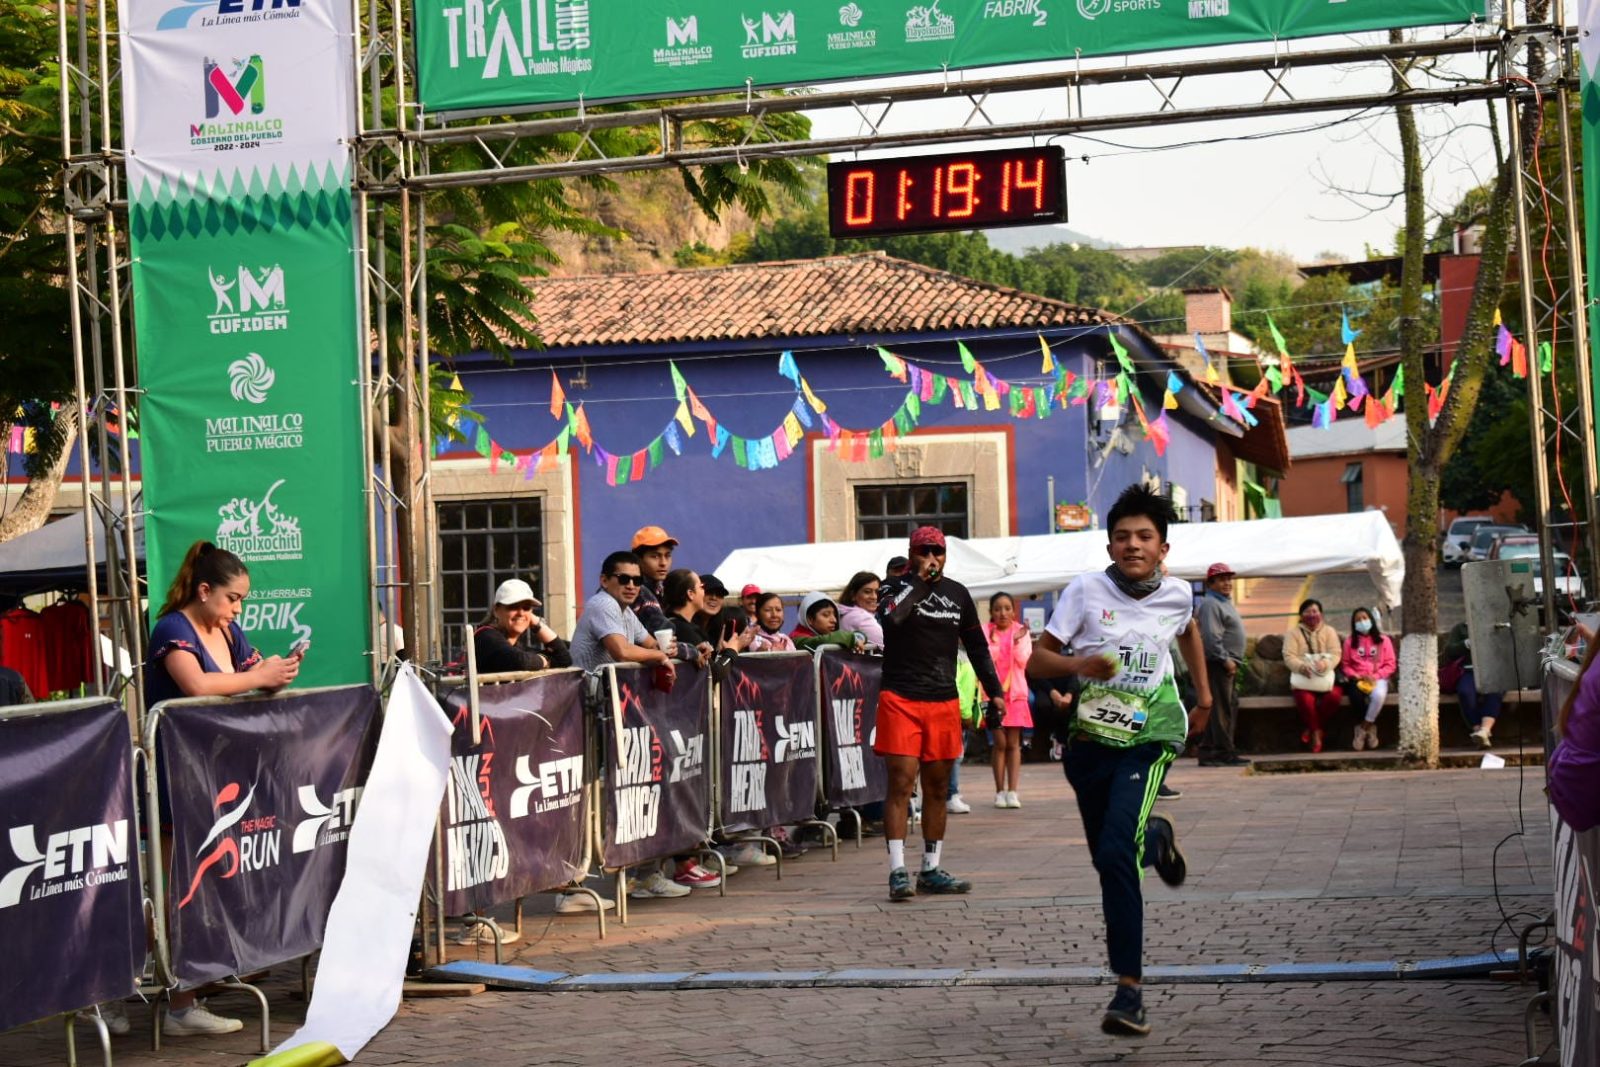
178, 781, 254, 908
204, 55, 266, 119
157, 0, 302, 32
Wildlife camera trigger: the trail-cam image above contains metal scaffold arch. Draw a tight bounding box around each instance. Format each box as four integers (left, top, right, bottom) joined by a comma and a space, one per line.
53, 0, 1595, 690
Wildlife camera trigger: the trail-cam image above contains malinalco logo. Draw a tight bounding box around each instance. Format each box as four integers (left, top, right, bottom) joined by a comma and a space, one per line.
157, 0, 304, 32
215, 479, 303, 562
228, 352, 276, 404
205, 54, 265, 118
829, 1, 876, 49
741, 10, 798, 58
0, 819, 131, 909
210, 351, 304, 454
654, 14, 715, 68
189, 56, 285, 149
209, 264, 290, 335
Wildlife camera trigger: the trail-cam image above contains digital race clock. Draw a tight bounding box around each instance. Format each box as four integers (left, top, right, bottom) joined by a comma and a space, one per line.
826, 146, 1066, 238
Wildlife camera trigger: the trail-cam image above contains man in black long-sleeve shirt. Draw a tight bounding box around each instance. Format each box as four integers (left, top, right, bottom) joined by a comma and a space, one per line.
874, 526, 1005, 901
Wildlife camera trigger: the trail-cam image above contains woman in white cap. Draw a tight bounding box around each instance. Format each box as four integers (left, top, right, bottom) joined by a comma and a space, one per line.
473, 578, 572, 672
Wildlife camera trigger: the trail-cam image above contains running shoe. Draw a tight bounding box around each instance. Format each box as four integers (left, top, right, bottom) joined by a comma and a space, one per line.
93, 1003, 130, 1037
162, 1003, 243, 1037
1101, 984, 1150, 1036
723, 842, 774, 867
673, 863, 722, 888
946, 793, 972, 814
1146, 814, 1187, 887
994, 792, 1009, 809
888, 866, 915, 901
451, 921, 522, 945
1156, 782, 1181, 800
555, 891, 615, 914
629, 871, 691, 899
915, 866, 972, 894
1004, 791, 1021, 809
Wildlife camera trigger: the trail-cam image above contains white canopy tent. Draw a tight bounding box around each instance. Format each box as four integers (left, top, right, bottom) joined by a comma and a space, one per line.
713, 512, 1404, 609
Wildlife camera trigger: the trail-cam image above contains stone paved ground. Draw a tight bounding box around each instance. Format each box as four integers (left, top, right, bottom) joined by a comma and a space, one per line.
1, 761, 1557, 1066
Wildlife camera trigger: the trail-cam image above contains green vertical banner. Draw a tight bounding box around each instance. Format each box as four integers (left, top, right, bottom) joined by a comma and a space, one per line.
1585, 1, 1600, 438
121, 0, 370, 686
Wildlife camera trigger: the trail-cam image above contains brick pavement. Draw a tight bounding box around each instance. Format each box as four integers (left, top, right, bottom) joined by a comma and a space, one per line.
0, 762, 1555, 1066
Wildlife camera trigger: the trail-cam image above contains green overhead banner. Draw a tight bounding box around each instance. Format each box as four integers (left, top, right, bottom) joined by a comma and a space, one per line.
413, 0, 1491, 114
1586, 1, 1600, 437
120, 0, 371, 687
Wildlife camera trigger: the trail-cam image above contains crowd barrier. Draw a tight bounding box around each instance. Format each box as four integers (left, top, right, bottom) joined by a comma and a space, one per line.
0, 697, 144, 1065
426, 652, 887, 935
1540, 661, 1598, 1067
143, 684, 381, 1053
3, 650, 889, 1062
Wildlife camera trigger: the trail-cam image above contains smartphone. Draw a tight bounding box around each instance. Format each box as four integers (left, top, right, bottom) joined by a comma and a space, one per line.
289, 638, 311, 658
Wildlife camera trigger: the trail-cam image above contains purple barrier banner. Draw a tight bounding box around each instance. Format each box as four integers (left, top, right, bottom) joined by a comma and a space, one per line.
1553, 812, 1599, 1067
161, 686, 379, 989
720, 653, 817, 831
0, 700, 142, 1030
600, 664, 711, 869
437, 672, 587, 912
816, 650, 888, 810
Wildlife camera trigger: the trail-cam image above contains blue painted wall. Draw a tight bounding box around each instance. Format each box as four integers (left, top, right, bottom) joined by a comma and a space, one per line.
451, 325, 1223, 599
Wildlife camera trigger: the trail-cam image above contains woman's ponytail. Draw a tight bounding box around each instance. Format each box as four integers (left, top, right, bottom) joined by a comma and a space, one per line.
157, 540, 248, 618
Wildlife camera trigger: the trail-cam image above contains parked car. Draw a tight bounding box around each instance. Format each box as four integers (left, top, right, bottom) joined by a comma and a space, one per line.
1442, 517, 1495, 566
1534, 552, 1586, 605
1488, 534, 1540, 561
1466, 524, 1529, 563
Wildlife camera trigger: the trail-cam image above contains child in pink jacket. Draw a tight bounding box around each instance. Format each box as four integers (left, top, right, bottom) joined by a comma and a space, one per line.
1340, 606, 1396, 751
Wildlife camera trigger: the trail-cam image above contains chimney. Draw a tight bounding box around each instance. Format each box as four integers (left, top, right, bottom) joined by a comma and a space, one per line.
1184, 287, 1233, 336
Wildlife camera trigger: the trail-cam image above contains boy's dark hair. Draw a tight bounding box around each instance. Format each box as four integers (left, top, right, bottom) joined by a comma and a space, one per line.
1105, 483, 1177, 542
601, 550, 642, 578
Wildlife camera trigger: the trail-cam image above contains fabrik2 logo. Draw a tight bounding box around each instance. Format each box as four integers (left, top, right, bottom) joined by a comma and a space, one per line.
204, 56, 265, 119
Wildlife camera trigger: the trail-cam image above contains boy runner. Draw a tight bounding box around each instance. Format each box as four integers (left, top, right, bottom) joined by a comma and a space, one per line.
1026, 484, 1211, 1036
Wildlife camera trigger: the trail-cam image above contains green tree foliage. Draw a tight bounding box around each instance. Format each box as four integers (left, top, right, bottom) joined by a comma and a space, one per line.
0, 0, 76, 475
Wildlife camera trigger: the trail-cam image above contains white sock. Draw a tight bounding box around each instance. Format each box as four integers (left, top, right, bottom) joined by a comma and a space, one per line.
923, 841, 942, 871
887, 840, 906, 872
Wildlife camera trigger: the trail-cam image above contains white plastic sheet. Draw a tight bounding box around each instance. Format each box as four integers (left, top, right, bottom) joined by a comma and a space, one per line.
714, 512, 1404, 608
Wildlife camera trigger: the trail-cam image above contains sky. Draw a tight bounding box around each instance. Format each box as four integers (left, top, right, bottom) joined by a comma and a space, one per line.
802, 25, 1502, 264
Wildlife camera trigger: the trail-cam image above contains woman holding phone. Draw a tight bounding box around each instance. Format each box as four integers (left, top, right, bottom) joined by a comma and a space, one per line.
136, 539, 300, 1037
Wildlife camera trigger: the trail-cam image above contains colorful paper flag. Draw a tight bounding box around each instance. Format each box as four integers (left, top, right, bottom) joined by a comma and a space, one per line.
958, 342, 977, 373
1108, 330, 1135, 375
549, 371, 565, 418
777, 350, 800, 384
670, 362, 688, 402
1039, 335, 1056, 374
1340, 308, 1361, 346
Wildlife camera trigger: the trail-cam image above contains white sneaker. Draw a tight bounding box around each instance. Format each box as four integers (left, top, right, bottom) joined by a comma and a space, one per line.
628, 871, 691, 899
724, 842, 775, 867
451, 921, 520, 945
1005, 791, 1022, 809
946, 793, 972, 814
162, 1003, 243, 1037
555, 891, 616, 914
1470, 726, 1493, 750
93, 1003, 130, 1036
995, 792, 1009, 809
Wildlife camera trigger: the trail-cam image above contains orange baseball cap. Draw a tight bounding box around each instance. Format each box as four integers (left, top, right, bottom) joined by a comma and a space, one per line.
631, 525, 679, 550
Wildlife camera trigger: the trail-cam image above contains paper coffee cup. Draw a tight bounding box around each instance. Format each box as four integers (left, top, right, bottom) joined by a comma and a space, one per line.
654, 629, 677, 655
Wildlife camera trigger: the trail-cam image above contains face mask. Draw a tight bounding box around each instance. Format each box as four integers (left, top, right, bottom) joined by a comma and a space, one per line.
1355, 620, 1372, 635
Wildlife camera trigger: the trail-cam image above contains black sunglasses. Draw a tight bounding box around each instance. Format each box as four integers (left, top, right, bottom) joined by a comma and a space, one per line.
912, 545, 946, 557
607, 573, 644, 586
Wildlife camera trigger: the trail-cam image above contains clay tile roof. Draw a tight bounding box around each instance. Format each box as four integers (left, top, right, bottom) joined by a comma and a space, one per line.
524, 252, 1116, 349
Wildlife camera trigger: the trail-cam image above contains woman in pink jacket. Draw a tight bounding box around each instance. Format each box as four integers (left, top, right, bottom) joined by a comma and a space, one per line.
983, 592, 1033, 809
1340, 606, 1396, 751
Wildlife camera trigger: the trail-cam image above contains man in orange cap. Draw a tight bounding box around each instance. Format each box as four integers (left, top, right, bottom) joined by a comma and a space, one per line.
629, 525, 679, 638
